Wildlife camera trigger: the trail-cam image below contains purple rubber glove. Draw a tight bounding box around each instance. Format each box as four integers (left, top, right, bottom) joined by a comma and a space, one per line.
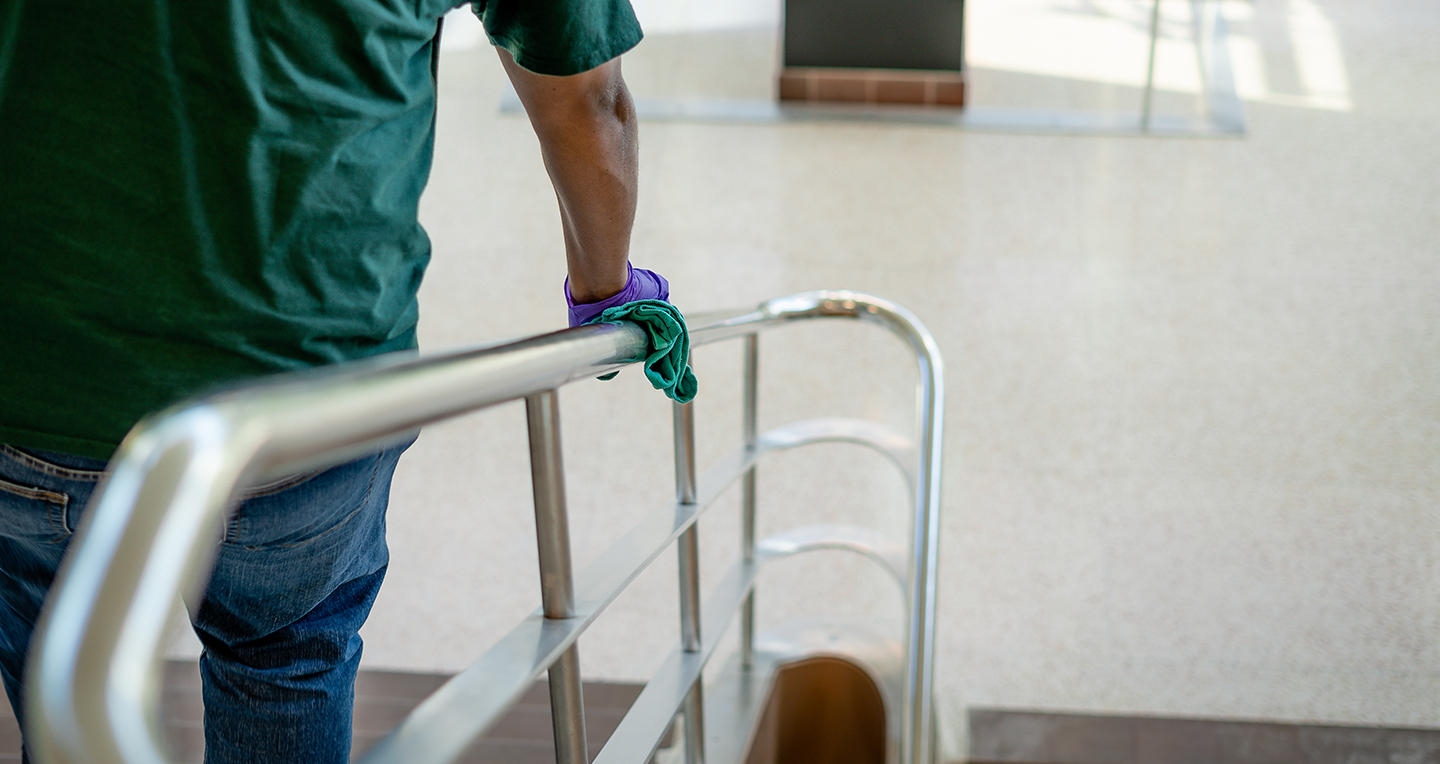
566, 263, 670, 327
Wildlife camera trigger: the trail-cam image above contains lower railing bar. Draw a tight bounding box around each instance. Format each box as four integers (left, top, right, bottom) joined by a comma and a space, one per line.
758, 417, 916, 487
565, 415, 911, 630
756, 524, 909, 589
698, 651, 776, 764
593, 556, 759, 764
572, 447, 747, 615
359, 445, 752, 764
360, 614, 578, 764
600, 519, 914, 764
379, 510, 916, 764
593, 650, 707, 764
363, 412, 923, 763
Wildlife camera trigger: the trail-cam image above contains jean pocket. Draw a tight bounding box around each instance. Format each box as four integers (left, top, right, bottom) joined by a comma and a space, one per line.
224, 454, 383, 550
239, 470, 322, 500
222, 435, 411, 550
0, 476, 74, 541
0, 446, 106, 540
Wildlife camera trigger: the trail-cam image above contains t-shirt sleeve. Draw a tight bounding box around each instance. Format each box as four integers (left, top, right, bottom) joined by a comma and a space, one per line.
471, 0, 643, 76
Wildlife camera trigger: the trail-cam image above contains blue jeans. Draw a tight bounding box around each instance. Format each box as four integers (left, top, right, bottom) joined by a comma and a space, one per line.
0, 439, 412, 764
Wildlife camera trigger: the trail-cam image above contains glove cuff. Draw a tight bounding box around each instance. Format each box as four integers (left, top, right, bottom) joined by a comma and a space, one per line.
566, 264, 671, 327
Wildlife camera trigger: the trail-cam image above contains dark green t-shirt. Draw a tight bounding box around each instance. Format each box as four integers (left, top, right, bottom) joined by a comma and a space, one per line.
0, 0, 642, 460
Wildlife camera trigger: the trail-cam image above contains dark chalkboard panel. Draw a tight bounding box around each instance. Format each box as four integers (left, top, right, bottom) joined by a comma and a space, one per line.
783, 0, 965, 72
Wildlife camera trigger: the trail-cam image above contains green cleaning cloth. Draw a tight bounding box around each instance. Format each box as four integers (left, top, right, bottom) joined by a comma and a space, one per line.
587, 299, 698, 403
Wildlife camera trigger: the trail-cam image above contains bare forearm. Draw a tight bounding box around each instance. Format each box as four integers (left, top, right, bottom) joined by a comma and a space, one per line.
501, 50, 637, 303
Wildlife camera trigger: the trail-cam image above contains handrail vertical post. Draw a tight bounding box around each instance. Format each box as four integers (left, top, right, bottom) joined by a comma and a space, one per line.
901, 344, 945, 764
527, 390, 589, 764
739, 334, 759, 667
673, 400, 705, 764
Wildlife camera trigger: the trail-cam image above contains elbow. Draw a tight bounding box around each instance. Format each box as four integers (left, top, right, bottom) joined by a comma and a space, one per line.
577, 59, 636, 135
541, 58, 635, 139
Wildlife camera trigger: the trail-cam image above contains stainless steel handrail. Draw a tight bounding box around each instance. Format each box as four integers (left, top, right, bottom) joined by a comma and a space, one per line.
27, 290, 943, 764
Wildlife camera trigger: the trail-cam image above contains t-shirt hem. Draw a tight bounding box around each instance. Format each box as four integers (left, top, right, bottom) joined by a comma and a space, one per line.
0, 425, 119, 462
489, 32, 642, 77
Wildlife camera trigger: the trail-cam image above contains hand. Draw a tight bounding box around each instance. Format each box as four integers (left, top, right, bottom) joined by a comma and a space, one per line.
567, 264, 670, 327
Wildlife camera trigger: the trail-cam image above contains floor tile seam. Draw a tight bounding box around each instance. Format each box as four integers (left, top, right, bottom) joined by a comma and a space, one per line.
946, 647, 1440, 676
960, 710, 1436, 738
945, 261, 1440, 286
944, 274, 1440, 302
967, 706, 1440, 734
950, 465, 1440, 493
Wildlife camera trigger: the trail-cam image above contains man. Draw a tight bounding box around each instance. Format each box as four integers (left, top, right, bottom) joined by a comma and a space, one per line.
0, 1, 666, 761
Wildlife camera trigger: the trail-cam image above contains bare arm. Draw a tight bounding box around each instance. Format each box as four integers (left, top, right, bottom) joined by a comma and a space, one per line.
499, 49, 638, 304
